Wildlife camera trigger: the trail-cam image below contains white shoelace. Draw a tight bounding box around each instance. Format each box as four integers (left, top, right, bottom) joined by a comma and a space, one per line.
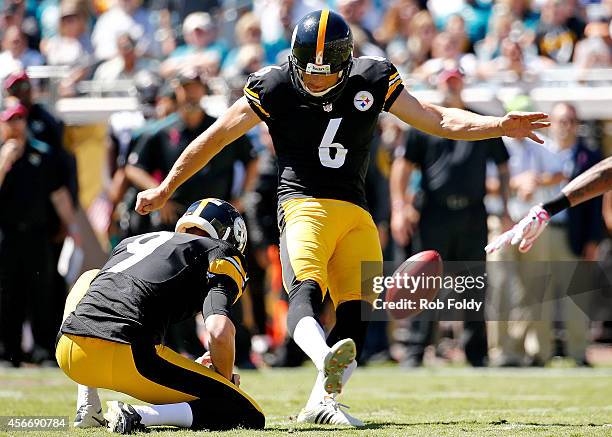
322, 395, 350, 411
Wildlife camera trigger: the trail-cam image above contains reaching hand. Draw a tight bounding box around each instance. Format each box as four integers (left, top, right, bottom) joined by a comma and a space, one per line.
195, 351, 212, 366
195, 352, 240, 386
0, 140, 24, 172
499, 112, 550, 144
485, 205, 550, 254
390, 204, 419, 247
135, 186, 170, 215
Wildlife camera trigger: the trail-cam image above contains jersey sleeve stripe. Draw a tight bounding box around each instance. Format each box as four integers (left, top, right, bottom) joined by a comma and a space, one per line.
209, 258, 246, 300
385, 79, 403, 102
243, 86, 261, 101
246, 99, 271, 118
243, 87, 271, 117
224, 256, 247, 283
231, 255, 246, 275
244, 91, 261, 106
389, 75, 402, 87
389, 71, 399, 81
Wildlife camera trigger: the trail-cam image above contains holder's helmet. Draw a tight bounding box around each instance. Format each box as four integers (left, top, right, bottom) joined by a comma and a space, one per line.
175, 198, 247, 254
289, 9, 353, 106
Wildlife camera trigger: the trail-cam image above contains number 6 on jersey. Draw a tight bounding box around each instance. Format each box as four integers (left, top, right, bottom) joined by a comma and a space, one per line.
318, 118, 347, 169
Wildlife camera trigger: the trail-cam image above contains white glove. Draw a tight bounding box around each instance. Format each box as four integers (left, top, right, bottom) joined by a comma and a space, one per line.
485, 205, 550, 254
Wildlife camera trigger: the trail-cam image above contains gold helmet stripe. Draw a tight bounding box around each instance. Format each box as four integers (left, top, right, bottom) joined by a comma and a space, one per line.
315, 9, 330, 65
193, 200, 209, 217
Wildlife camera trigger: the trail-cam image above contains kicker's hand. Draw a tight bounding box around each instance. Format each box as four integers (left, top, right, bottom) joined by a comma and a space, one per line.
135, 186, 170, 215
485, 205, 550, 254
499, 112, 550, 144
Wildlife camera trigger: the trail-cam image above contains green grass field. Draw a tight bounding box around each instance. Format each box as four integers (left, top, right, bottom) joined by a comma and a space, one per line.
1, 365, 611, 436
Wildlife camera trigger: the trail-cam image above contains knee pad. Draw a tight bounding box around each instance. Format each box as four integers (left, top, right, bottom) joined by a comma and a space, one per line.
327, 300, 372, 359
286, 279, 324, 337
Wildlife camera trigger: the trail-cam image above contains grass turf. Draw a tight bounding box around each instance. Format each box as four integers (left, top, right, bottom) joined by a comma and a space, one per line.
0, 365, 611, 436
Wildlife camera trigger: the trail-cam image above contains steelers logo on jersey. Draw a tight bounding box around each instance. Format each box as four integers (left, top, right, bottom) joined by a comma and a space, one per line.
354, 91, 374, 111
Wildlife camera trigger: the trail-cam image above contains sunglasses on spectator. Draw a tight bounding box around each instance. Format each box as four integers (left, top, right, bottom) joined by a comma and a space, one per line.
555, 117, 577, 125
119, 41, 135, 51
61, 14, 80, 22
7, 81, 31, 93
5, 115, 25, 122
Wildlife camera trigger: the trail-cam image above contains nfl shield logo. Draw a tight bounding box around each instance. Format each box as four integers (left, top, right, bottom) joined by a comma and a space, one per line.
354, 91, 374, 111
323, 103, 333, 112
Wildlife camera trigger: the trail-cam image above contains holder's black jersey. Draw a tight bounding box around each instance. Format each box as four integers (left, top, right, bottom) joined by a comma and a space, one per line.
61, 232, 247, 344
243, 56, 404, 210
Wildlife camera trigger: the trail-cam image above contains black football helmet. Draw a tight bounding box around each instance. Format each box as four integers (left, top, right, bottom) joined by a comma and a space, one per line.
175, 198, 248, 254
289, 9, 353, 107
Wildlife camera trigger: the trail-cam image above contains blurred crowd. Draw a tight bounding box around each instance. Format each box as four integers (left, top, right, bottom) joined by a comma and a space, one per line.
0, 0, 611, 368
0, 0, 611, 92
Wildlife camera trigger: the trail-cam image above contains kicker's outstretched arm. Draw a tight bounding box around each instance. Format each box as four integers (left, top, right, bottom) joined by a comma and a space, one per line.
388, 88, 550, 143
135, 97, 260, 215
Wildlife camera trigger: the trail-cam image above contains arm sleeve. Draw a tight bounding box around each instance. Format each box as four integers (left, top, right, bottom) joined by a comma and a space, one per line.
402, 128, 425, 165
48, 149, 65, 193
202, 275, 239, 320
487, 137, 510, 165
234, 134, 257, 166
582, 149, 604, 244
128, 131, 160, 173
382, 60, 404, 112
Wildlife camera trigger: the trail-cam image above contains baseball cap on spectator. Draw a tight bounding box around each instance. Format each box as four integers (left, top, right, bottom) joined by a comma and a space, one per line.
60, 0, 85, 18
438, 67, 464, 84
2, 2, 20, 16
504, 94, 534, 113
173, 68, 203, 87
183, 12, 213, 35
3, 70, 29, 90
0, 101, 28, 122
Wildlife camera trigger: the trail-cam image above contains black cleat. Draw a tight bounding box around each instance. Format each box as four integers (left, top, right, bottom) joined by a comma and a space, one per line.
105, 401, 145, 434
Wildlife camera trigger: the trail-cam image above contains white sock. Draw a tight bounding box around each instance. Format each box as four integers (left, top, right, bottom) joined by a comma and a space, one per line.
305, 360, 358, 409
342, 360, 357, 386
305, 371, 327, 409
77, 385, 100, 410
132, 403, 193, 428
293, 317, 330, 371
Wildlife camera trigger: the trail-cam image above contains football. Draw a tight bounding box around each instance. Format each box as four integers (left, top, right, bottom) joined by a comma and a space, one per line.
384, 250, 443, 320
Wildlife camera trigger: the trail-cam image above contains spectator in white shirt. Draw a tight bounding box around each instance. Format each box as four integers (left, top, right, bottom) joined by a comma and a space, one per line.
94, 33, 152, 84
41, 0, 94, 97
0, 26, 44, 81
91, 0, 157, 61
487, 95, 566, 367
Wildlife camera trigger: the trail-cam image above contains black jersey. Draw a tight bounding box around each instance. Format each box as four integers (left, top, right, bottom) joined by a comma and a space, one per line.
60, 232, 248, 344
243, 56, 404, 211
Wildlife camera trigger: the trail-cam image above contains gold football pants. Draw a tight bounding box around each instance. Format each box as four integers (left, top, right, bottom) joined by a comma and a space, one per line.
56, 270, 264, 430
279, 198, 382, 305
